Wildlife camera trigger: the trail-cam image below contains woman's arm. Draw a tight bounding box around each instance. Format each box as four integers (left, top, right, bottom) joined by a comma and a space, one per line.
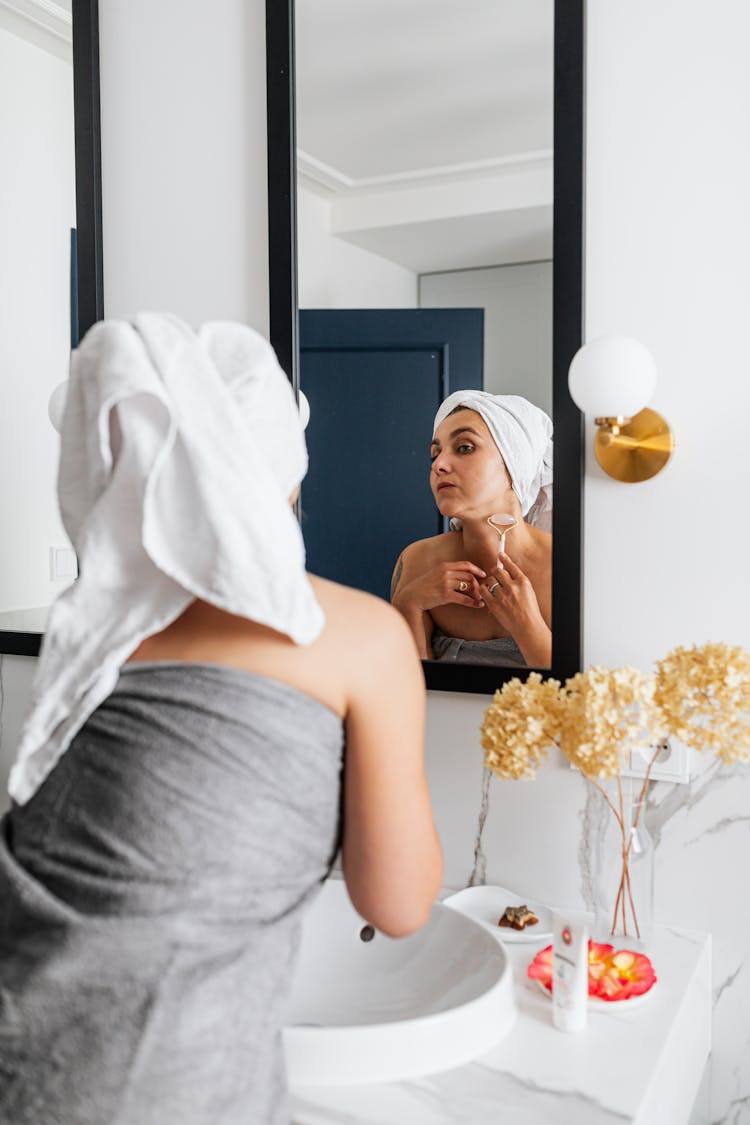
341, 602, 443, 937
390, 546, 484, 659
391, 554, 434, 658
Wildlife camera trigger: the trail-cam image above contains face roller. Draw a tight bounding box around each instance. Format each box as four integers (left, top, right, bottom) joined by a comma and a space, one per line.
486, 513, 518, 554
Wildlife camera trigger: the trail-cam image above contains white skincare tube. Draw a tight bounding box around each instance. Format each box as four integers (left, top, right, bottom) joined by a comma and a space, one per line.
552, 912, 588, 1033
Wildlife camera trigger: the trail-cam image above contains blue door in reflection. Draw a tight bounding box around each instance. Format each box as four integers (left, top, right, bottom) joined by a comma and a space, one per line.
300, 309, 483, 602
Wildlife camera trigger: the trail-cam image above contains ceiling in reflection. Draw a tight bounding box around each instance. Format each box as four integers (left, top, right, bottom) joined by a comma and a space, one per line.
295, 0, 554, 272
296, 0, 553, 180
0, 0, 72, 57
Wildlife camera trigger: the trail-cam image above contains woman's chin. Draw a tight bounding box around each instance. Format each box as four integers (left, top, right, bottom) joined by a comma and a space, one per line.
435, 494, 492, 522
435, 497, 462, 519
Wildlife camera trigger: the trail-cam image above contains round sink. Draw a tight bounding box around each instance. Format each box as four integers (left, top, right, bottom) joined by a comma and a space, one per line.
283, 878, 516, 1086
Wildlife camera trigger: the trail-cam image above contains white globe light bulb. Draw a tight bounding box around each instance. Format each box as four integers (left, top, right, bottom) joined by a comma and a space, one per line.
568, 335, 657, 419
298, 389, 311, 430
48, 380, 69, 433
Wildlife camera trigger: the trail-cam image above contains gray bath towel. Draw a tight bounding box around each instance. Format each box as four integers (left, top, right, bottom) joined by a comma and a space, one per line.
0, 663, 344, 1125
430, 626, 527, 667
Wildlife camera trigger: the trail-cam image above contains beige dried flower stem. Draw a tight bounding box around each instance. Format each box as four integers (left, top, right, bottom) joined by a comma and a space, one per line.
608, 740, 665, 938
585, 771, 636, 939
585, 774, 624, 830
577, 770, 638, 938
618, 774, 640, 938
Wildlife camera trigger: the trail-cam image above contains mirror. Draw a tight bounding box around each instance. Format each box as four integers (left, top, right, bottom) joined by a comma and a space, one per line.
0, 0, 102, 658
269, 0, 583, 693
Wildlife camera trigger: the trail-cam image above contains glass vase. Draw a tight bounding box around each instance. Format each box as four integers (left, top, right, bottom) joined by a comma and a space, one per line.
590, 776, 654, 951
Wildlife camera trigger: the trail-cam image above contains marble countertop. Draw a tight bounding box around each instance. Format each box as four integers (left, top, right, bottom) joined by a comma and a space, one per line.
290, 921, 711, 1125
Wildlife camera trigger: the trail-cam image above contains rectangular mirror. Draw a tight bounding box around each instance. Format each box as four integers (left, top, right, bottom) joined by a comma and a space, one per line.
267, 0, 583, 693
0, 0, 102, 658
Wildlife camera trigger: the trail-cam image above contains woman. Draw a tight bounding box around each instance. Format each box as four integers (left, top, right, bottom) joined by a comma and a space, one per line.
0, 314, 442, 1125
390, 390, 553, 667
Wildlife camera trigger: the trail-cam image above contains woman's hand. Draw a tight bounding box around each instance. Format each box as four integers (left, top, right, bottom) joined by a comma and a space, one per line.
392, 560, 487, 616
478, 550, 551, 667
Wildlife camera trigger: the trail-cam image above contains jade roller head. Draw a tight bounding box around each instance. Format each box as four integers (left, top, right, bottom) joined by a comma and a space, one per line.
486, 513, 518, 553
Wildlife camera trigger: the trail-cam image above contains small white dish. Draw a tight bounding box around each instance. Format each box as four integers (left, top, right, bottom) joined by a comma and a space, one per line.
443, 884, 553, 944
532, 978, 658, 1009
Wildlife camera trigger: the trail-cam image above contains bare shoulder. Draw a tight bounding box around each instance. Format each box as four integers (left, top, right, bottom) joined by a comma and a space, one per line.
308, 574, 415, 651
394, 532, 456, 572
309, 574, 424, 707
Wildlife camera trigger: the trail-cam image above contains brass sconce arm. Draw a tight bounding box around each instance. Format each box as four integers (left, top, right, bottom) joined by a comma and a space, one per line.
593, 408, 675, 483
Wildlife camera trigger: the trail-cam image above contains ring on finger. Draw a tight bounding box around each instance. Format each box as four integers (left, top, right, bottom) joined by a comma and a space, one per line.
487, 581, 500, 596
457, 580, 469, 593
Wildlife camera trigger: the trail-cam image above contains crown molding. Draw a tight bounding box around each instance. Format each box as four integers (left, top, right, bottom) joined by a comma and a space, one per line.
297, 151, 354, 193
297, 148, 553, 197
0, 0, 71, 44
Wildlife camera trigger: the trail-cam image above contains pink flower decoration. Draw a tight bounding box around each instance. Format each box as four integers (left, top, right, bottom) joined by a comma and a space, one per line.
527, 944, 554, 991
527, 940, 657, 1002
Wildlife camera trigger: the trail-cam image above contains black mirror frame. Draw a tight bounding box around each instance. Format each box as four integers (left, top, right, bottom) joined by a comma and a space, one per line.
268, 0, 585, 694
0, 0, 104, 659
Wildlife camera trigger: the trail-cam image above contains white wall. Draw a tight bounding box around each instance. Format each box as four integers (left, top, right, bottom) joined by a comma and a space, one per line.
99, 0, 269, 330
2, 2, 750, 1119
583, 1, 750, 669
0, 26, 74, 612
298, 184, 417, 308
420, 261, 553, 414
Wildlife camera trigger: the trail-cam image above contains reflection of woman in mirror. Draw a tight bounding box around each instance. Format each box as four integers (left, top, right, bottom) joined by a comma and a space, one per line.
391, 391, 553, 667
0, 315, 442, 1124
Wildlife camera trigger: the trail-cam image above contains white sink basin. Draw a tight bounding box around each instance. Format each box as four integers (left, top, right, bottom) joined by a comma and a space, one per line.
283, 878, 516, 1086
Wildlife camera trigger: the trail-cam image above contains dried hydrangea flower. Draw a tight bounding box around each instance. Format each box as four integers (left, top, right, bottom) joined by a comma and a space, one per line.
655, 642, 750, 763
481, 673, 564, 781
558, 666, 666, 780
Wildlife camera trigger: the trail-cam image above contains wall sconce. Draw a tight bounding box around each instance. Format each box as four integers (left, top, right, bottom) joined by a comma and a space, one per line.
298, 388, 311, 430
568, 335, 675, 482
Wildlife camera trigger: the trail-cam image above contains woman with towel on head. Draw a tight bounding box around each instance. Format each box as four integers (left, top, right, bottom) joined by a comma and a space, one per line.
0, 314, 442, 1125
390, 390, 553, 667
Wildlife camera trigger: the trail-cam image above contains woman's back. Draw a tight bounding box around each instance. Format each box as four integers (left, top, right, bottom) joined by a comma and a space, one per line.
5, 662, 344, 1125
126, 574, 387, 720
127, 575, 443, 938
2, 579, 440, 1124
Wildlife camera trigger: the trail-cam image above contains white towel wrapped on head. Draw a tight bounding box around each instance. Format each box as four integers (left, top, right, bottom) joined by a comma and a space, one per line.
10, 313, 323, 805
433, 390, 553, 530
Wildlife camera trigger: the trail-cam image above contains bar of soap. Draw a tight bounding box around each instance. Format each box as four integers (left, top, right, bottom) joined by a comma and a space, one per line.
498, 904, 539, 930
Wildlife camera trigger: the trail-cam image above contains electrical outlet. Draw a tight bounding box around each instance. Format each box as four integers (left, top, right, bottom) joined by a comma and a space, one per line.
623, 738, 691, 785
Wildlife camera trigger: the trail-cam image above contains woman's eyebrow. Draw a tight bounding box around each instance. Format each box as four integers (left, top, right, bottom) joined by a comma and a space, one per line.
430, 426, 482, 451
448, 426, 482, 440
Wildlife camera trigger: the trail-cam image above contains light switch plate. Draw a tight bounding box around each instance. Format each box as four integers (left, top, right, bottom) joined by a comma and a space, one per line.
49, 546, 78, 581
623, 738, 691, 785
